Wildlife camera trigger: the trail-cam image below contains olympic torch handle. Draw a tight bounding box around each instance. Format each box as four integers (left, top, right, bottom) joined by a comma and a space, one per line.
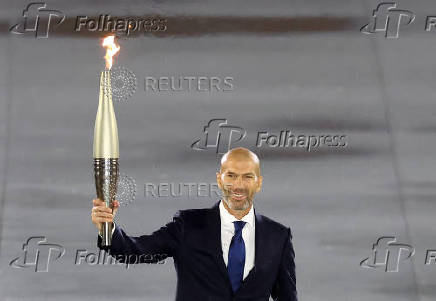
94, 158, 119, 246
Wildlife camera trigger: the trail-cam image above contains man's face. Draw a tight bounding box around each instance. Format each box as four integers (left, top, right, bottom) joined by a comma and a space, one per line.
216, 159, 262, 211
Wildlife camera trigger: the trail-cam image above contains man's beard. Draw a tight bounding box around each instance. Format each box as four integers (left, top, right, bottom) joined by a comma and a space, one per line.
221, 188, 253, 211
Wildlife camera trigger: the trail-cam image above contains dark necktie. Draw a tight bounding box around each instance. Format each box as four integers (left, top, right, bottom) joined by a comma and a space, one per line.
227, 220, 246, 293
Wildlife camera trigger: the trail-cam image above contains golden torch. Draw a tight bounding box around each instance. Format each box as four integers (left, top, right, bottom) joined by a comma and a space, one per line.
93, 35, 120, 246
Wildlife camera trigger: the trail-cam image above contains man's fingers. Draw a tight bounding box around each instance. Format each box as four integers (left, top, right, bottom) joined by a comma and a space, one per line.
91, 208, 113, 218
92, 206, 112, 213
92, 199, 119, 227
94, 217, 114, 223
95, 211, 113, 218
93, 199, 119, 209
91, 199, 115, 231
93, 198, 105, 206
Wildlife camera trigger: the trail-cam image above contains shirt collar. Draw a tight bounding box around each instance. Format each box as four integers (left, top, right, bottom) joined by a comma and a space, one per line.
219, 199, 255, 228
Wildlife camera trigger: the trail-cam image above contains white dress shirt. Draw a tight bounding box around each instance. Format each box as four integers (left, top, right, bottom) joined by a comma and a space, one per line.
219, 200, 255, 280
102, 201, 256, 280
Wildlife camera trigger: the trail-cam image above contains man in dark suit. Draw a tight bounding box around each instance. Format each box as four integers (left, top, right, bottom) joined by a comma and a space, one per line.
91, 147, 297, 301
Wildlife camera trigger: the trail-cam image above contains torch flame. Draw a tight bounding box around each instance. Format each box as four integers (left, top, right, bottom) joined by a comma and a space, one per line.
102, 35, 120, 70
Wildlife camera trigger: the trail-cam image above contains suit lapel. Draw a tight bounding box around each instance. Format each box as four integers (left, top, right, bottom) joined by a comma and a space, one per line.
239, 208, 266, 291
207, 201, 234, 291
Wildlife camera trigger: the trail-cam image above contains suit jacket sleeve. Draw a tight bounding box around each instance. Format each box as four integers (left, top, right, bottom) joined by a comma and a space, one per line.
97, 210, 184, 264
271, 227, 297, 301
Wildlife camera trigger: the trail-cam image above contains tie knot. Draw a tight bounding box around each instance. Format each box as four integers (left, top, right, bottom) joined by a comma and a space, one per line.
233, 221, 246, 234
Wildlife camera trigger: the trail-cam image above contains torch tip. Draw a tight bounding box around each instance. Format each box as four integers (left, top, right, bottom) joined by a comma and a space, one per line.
102, 35, 120, 70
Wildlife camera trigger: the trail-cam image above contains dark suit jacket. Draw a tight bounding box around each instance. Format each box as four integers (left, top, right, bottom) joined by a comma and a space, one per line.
97, 201, 297, 301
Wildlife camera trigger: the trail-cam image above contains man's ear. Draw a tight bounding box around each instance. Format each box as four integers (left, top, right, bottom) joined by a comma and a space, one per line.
216, 172, 223, 189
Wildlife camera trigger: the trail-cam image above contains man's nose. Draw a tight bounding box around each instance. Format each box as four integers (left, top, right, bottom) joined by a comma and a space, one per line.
234, 176, 244, 188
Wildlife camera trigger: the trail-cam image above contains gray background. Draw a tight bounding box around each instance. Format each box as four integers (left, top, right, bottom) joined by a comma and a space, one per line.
1, 0, 436, 300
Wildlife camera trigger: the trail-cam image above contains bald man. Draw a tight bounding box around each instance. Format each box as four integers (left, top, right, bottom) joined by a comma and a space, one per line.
92, 147, 297, 301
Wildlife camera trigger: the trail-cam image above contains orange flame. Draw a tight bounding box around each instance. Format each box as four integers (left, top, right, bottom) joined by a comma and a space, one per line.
102, 35, 120, 70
